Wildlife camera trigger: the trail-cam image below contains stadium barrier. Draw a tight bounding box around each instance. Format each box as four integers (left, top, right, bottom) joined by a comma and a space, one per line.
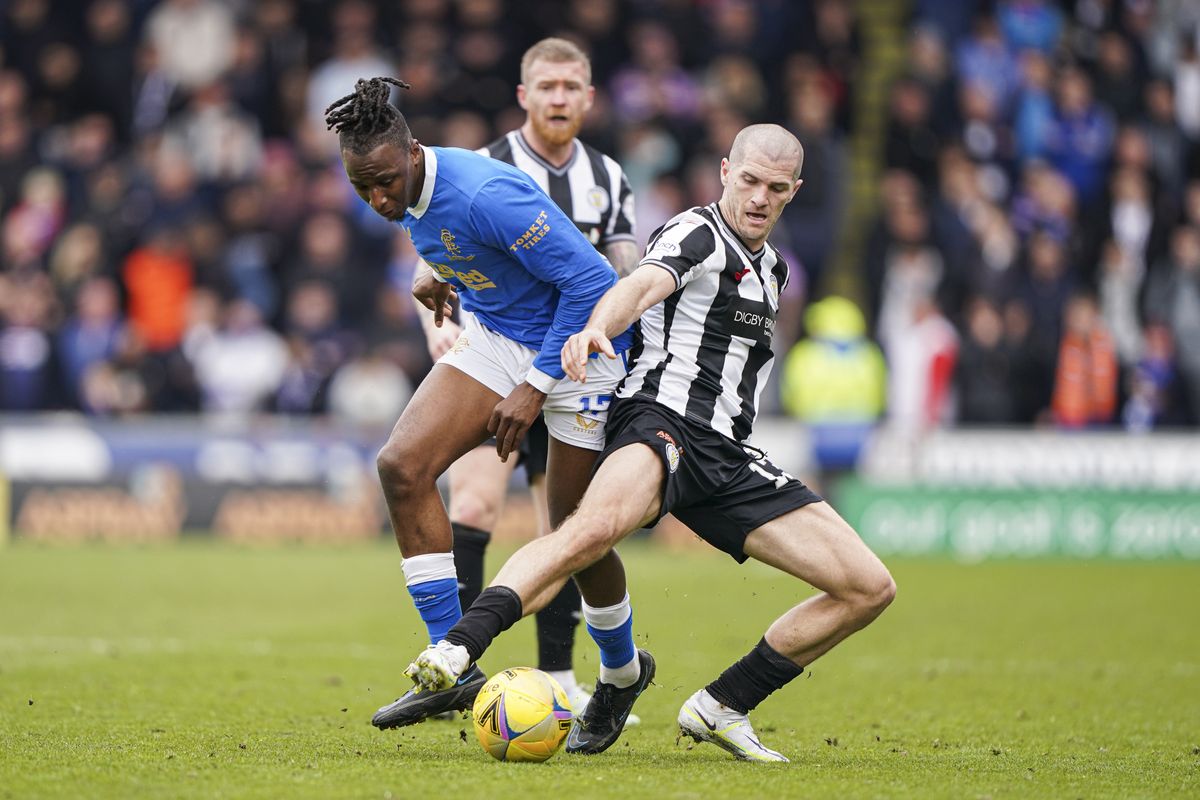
0, 416, 1195, 558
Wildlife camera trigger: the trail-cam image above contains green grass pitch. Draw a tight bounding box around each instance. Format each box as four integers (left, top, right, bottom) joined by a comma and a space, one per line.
1, 540, 1197, 799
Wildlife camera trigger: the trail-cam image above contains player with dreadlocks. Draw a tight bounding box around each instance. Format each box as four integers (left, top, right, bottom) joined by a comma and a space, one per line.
326, 78, 654, 747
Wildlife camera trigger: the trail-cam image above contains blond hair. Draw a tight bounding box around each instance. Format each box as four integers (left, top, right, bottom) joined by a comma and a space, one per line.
520, 37, 592, 85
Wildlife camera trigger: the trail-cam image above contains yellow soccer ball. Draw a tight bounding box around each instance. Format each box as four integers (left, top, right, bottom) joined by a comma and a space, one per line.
472, 667, 573, 763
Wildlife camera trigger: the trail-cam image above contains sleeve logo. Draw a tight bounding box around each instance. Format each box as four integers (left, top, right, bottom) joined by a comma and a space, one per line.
648, 240, 681, 259
510, 210, 550, 251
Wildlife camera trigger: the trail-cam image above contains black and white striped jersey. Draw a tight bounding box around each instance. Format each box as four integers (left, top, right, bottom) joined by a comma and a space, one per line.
478, 130, 635, 250
618, 203, 790, 442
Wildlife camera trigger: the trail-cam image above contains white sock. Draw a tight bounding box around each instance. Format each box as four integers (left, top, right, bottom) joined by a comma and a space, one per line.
546, 669, 580, 696
582, 594, 640, 689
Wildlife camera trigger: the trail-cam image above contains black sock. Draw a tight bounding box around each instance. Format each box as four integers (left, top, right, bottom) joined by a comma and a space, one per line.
451, 523, 491, 612
535, 580, 581, 672
445, 586, 523, 663
705, 638, 804, 714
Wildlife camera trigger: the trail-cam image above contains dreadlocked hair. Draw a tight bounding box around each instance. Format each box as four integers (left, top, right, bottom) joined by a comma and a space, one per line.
324, 76, 414, 155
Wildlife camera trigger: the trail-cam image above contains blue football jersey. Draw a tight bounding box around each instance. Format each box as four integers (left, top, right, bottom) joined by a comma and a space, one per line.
399, 146, 632, 391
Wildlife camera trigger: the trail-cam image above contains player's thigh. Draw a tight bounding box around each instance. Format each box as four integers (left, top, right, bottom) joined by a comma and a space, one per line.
743, 501, 893, 600
568, 443, 665, 544
543, 435, 600, 529
381, 363, 501, 479
447, 445, 518, 529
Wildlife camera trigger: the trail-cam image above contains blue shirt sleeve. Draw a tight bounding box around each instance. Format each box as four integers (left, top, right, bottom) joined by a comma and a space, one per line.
467, 174, 617, 387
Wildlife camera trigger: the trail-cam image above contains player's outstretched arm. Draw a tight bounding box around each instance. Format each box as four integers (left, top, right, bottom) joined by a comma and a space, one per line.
562, 264, 676, 382
411, 260, 461, 360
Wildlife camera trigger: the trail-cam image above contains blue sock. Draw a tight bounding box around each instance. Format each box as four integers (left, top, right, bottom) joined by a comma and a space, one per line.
402, 553, 462, 645
583, 594, 639, 687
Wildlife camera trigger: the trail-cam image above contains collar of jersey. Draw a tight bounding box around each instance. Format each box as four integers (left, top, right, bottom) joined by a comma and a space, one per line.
407, 145, 437, 219
710, 202, 765, 262
515, 130, 578, 176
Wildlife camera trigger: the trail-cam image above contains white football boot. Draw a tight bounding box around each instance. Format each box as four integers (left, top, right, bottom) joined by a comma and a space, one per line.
404, 640, 472, 692
677, 689, 788, 763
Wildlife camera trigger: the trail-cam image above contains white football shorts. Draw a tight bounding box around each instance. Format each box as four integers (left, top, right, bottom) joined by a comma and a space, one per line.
437, 312, 628, 451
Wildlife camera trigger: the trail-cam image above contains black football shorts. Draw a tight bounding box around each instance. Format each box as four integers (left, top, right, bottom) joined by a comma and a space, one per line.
597, 397, 822, 562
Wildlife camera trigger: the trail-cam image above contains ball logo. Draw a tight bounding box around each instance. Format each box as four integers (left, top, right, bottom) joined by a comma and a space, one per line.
587, 186, 610, 213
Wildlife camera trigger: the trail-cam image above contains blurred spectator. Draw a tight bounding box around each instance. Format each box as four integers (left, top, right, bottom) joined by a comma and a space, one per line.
1017, 229, 1076, 362
327, 351, 413, 428
611, 21, 702, 125
997, 0, 1063, 53
80, 0, 136, 143
144, 0, 235, 92
305, 0, 395, 147
1013, 50, 1056, 162
1046, 66, 1115, 202
781, 77, 845, 288
1122, 323, 1178, 431
804, 0, 861, 133
908, 25, 960, 138
122, 226, 193, 354
1141, 79, 1187, 199
955, 13, 1019, 117
0, 273, 59, 410
1173, 36, 1200, 139
57, 275, 125, 408
883, 292, 959, 431
1144, 225, 1200, 423
163, 81, 264, 183
1051, 292, 1117, 427
189, 298, 288, 414
1097, 239, 1145, 368
1093, 30, 1144, 122
956, 296, 1015, 424
274, 280, 356, 414
2, 166, 66, 269
781, 296, 885, 476
884, 77, 940, 190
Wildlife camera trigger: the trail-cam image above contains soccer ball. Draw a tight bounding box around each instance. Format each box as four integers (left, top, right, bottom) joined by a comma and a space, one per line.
472, 667, 573, 763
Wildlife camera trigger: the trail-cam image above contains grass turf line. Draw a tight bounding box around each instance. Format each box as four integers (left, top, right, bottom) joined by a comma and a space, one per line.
0, 541, 1197, 799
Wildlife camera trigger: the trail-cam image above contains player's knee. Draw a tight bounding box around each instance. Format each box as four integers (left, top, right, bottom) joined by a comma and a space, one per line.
851, 565, 896, 620
376, 442, 431, 495
565, 512, 622, 566
450, 493, 502, 531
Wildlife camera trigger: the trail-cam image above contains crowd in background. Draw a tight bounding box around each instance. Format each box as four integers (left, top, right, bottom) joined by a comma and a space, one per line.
0, 0, 1198, 434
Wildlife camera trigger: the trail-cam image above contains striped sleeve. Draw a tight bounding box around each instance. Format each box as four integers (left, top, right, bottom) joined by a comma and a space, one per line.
600, 163, 636, 245
640, 213, 718, 289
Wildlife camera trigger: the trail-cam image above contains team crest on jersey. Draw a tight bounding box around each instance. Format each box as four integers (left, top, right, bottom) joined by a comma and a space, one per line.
440, 228, 475, 262
587, 186, 610, 213
768, 274, 780, 302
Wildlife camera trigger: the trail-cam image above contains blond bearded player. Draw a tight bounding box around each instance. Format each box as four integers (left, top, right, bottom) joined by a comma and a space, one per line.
384, 39, 640, 728
405, 125, 896, 760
